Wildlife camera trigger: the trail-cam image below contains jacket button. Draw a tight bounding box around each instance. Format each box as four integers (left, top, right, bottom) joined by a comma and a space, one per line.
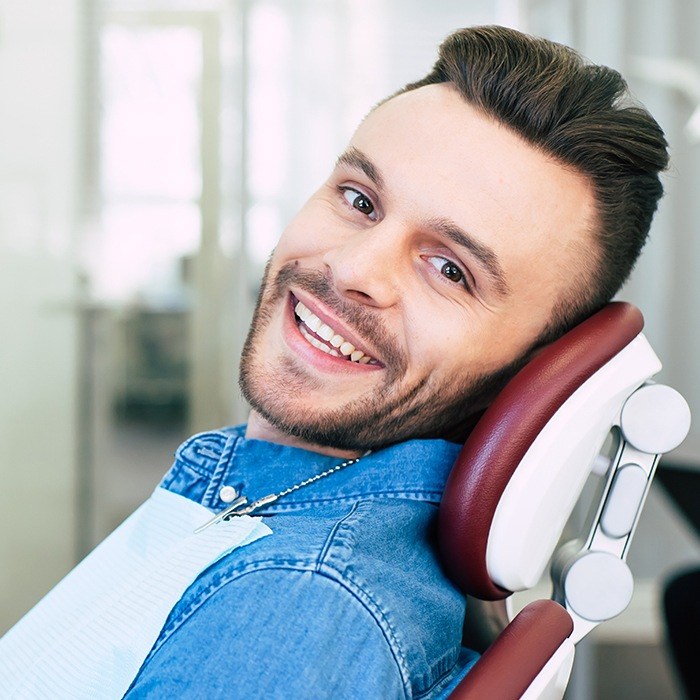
219, 485, 239, 503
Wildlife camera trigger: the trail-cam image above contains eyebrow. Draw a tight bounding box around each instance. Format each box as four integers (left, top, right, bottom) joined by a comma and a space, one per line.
336, 147, 510, 299
426, 217, 511, 298
336, 147, 385, 192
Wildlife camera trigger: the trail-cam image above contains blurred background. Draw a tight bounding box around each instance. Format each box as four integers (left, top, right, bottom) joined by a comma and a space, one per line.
1, 0, 698, 697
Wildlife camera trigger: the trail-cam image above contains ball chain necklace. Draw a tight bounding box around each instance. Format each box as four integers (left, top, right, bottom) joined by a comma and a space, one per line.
194, 452, 369, 534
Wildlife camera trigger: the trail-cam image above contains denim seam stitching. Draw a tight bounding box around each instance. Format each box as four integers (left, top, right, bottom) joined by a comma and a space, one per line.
417, 665, 463, 699
311, 502, 413, 694
143, 560, 411, 699
315, 501, 360, 569
201, 434, 241, 508
172, 431, 230, 479
255, 492, 443, 514
312, 509, 461, 696
317, 559, 417, 696
413, 648, 463, 699
165, 457, 210, 481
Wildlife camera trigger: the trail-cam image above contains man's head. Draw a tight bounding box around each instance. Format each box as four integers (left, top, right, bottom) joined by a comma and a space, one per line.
240, 25, 668, 452
393, 25, 669, 340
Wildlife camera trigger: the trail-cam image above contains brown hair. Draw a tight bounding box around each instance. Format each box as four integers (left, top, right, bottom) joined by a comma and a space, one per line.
393, 25, 669, 340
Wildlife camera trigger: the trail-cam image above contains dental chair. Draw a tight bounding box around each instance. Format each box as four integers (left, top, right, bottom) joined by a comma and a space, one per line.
439, 302, 691, 699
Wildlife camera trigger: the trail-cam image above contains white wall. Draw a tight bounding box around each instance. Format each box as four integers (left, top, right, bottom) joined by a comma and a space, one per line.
0, 0, 82, 631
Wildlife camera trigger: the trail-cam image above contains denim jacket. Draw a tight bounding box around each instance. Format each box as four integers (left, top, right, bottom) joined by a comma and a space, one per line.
124, 426, 478, 699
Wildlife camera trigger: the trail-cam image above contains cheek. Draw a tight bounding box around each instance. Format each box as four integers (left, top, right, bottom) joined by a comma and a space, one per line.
403, 303, 532, 381
274, 199, 338, 262
402, 306, 482, 378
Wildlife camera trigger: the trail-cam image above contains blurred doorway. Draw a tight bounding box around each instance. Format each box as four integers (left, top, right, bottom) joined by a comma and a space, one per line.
81, 8, 237, 549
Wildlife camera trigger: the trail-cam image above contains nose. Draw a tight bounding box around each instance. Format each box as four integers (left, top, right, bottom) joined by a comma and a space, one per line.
322, 220, 406, 308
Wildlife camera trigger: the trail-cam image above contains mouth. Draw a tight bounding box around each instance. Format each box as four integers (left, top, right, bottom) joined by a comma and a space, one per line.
291, 294, 381, 366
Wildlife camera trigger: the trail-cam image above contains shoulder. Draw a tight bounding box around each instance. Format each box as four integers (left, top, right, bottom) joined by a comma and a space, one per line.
147, 431, 470, 697
131, 500, 469, 698
127, 565, 408, 699
316, 498, 468, 697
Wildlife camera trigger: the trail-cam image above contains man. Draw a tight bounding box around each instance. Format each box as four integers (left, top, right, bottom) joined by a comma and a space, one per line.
9, 25, 670, 699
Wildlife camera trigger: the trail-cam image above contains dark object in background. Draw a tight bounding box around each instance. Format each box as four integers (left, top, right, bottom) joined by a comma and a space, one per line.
112, 310, 189, 427
663, 568, 700, 700
658, 463, 700, 700
657, 464, 700, 534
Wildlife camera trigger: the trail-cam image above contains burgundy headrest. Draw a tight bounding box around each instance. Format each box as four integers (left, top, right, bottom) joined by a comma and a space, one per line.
438, 302, 644, 600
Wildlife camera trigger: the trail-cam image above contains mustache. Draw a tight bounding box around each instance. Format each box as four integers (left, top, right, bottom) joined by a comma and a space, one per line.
270, 262, 407, 376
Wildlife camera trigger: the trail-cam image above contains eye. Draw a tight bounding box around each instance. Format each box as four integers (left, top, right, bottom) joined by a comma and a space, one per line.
426, 256, 469, 288
339, 186, 377, 220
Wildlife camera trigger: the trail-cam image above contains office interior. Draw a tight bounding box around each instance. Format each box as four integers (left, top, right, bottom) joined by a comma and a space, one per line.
1, 1, 698, 698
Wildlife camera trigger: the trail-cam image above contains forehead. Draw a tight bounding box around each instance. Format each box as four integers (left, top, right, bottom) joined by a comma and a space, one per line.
347, 84, 597, 309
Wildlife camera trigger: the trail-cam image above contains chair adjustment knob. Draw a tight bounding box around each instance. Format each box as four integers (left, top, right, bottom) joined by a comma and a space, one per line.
563, 551, 633, 622
620, 384, 691, 454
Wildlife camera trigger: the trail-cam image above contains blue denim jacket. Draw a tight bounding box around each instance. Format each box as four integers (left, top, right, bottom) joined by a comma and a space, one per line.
124, 426, 478, 699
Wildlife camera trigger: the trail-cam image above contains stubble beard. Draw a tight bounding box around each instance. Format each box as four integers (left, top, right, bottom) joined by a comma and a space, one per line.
239, 260, 528, 451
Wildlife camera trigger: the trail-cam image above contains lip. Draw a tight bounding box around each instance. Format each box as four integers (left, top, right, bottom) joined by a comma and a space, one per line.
283, 291, 384, 374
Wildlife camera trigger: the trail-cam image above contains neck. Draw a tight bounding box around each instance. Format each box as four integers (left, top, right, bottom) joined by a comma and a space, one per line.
245, 411, 364, 460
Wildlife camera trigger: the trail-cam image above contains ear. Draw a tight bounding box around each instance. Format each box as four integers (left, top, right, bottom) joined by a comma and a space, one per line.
438, 302, 657, 600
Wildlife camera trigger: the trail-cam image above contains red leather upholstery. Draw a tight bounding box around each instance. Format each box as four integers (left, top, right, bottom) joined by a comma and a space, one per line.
439, 302, 644, 599
449, 600, 574, 699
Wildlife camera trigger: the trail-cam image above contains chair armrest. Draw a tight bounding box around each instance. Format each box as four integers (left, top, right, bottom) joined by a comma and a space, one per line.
448, 600, 574, 700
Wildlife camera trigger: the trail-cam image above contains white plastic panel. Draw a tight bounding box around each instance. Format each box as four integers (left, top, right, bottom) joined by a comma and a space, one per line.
486, 333, 661, 591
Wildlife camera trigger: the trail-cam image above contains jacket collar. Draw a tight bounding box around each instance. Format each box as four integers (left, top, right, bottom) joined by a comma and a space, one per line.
204, 425, 462, 512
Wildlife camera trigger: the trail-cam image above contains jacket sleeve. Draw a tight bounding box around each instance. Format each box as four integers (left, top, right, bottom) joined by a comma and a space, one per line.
124, 566, 408, 700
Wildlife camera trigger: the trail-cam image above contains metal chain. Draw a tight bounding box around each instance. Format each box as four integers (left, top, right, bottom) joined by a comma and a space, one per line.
194, 452, 367, 534
276, 457, 361, 499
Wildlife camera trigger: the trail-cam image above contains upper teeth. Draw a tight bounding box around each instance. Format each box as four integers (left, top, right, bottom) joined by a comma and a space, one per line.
294, 301, 374, 364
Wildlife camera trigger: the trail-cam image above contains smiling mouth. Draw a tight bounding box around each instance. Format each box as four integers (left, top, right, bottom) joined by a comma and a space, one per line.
292, 296, 380, 365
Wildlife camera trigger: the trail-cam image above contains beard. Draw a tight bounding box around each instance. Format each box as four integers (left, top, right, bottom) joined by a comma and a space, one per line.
239, 260, 530, 451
